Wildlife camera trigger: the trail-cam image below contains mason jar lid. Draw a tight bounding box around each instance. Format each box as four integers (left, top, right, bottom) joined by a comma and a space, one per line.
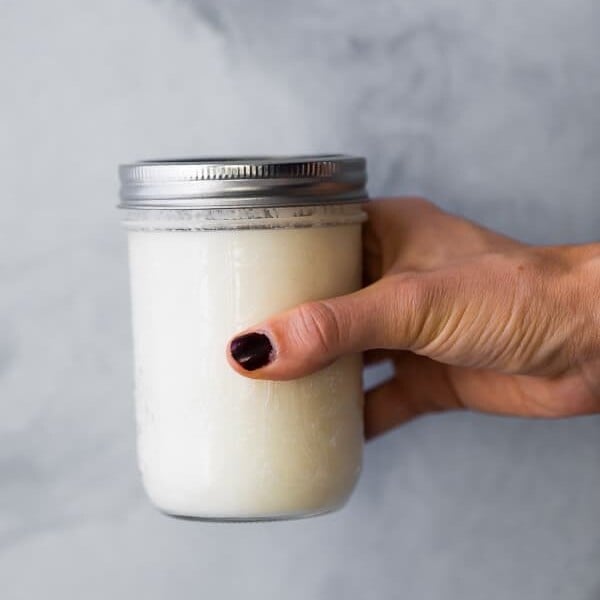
118, 155, 367, 209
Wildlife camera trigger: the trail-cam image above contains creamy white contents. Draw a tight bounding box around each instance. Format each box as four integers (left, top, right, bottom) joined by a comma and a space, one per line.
128, 223, 364, 519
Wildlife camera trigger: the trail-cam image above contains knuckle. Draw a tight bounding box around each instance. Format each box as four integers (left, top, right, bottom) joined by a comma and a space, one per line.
385, 273, 437, 347
390, 272, 431, 311
291, 301, 342, 356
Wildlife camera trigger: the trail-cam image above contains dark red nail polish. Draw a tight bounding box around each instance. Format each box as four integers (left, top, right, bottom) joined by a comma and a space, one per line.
230, 332, 274, 371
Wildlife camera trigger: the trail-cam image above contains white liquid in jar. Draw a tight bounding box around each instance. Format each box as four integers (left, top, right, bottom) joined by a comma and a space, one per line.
128, 222, 364, 520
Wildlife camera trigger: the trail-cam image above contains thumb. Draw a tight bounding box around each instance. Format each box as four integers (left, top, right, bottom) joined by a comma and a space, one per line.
226, 275, 427, 380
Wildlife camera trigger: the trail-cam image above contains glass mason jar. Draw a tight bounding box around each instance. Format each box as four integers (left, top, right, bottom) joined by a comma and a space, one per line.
118, 156, 368, 521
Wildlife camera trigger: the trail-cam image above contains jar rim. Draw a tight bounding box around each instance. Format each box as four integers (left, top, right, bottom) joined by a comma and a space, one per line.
118, 155, 368, 209
121, 204, 367, 232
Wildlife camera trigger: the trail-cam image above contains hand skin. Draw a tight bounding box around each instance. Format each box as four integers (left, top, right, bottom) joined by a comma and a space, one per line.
227, 198, 600, 439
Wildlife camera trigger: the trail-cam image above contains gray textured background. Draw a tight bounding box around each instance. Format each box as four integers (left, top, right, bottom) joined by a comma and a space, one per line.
1, 0, 600, 598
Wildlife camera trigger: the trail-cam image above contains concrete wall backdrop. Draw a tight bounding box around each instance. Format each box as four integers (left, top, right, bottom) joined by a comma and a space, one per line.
1, 0, 599, 598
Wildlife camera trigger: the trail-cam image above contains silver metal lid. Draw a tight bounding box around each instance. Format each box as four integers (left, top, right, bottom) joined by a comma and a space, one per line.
118, 155, 367, 209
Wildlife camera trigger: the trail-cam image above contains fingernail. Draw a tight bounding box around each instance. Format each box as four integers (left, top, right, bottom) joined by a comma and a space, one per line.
230, 332, 274, 371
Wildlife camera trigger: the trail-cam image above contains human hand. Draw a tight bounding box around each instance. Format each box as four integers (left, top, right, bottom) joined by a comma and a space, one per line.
227, 198, 600, 438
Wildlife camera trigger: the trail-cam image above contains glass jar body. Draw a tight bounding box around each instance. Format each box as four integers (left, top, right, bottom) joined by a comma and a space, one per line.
124, 206, 365, 520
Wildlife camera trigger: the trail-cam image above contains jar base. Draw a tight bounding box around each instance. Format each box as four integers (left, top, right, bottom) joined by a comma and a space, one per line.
158, 502, 346, 523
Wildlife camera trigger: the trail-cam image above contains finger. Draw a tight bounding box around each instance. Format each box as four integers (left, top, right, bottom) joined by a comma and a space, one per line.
365, 197, 521, 273
228, 253, 556, 381
226, 278, 401, 380
365, 379, 424, 438
226, 266, 476, 381
447, 366, 600, 418
365, 353, 463, 438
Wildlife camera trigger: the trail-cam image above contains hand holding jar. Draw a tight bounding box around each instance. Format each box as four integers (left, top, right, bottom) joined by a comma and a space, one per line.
230, 197, 600, 437
120, 158, 600, 522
